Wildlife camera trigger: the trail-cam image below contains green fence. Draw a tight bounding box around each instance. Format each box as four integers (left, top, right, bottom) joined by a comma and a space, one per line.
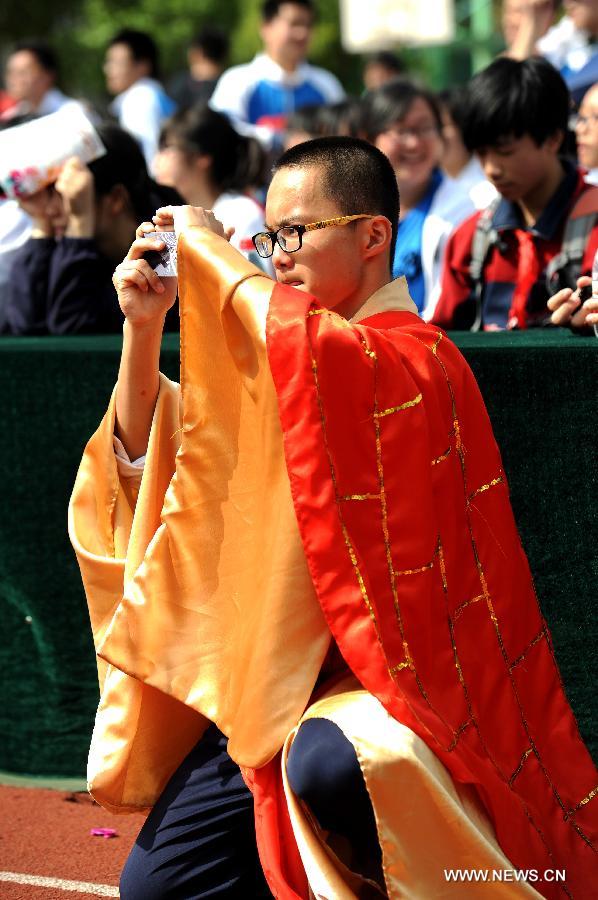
0, 329, 596, 778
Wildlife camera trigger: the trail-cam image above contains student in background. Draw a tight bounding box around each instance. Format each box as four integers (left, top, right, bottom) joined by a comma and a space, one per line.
153, 105, 271, 270
362, 79, 477, 320
282, 98, 363, 150
6, 124, 181, 335
2, 42, 84, 121
437, 88, 498, 209
168, 27, 229, 110
574, 81, 598, 182
434, 56, 598, 330
210, 0, 344, 146
362, 50, 406, 92
104, 30, 176, 168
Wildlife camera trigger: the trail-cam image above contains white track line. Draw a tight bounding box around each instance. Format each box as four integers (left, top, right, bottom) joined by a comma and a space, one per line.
0, 871, 119, 896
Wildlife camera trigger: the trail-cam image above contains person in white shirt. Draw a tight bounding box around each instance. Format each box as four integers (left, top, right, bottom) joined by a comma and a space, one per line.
2, 42, 84, 121
210, 0, 344, 147
104, 29, 176, 170
153, 105, 272, 273
437, 87, 498, 210
362, 79, 479, 321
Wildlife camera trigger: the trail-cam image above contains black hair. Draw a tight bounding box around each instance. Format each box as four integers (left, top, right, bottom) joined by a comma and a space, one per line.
316, 98, 364, 138
361, 78, 443, 140
364, 51, 405, 77
273, 135, 399, 260
189, 26, 229, 64
10, 41, 59, 77
436, 87, 469, 134
107, 29, 160, 79
461, 56, 570, 152
286, 99, 364, 140
262, 0, 314, 23
159, 105, 267, 193
89, 123, 181, 221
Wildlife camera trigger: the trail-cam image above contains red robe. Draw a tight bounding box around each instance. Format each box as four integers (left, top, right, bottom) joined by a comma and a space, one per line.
250, 284, 597, 900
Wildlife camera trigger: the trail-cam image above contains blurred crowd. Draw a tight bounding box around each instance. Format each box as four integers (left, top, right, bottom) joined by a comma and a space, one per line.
1, 0, 598, 334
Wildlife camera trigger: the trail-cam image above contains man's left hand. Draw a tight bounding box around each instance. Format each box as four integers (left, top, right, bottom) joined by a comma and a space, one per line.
153, 205, 235, 242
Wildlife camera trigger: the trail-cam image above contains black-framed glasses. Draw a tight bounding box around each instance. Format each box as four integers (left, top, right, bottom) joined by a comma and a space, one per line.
252, 214, 373, 259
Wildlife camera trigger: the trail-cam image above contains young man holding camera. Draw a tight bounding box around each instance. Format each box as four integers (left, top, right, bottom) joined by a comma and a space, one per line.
70, 136, 596, 898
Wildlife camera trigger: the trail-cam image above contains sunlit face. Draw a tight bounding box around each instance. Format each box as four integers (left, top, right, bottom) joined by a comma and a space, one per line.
153, 144, 198, 201
5, 50, 53, 106
564, 0, 598, 34
103, 43, 148, 95
374, 97, 443, 192
261, 3, 314, 68
264, 165, 368, 312
575, 84, 598, 169
476, 133, 562, 202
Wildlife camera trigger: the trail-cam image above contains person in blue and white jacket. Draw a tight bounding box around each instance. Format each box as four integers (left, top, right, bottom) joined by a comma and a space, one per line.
210, 0, 344, 147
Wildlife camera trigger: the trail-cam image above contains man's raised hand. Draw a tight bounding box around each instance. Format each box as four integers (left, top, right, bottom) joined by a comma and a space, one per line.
112, 224, 177, 327
153, 205, 235, 242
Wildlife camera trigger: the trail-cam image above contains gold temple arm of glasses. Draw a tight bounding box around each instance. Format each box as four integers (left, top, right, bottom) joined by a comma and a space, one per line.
303, 214, 373, 233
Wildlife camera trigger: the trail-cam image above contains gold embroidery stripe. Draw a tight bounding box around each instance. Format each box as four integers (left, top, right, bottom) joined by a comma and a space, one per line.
432, 446, 451, 466
509, 630, 546, 671
339, 492, 381, 502
389, 661, 412, 674
414, 330, 577, 869
510, 747, 533, 786
468, 476, 504, 503
453, 594, 486, 622
309, 353, 385, 646
374, 393, 422, 418
437, 539, 448, 593
307, 308, 327, 317
432, 331, 443, 355
570, 819, 596, 851
394, 560, 434, 577
565, 785, 598, 820
446, 719, 472, 753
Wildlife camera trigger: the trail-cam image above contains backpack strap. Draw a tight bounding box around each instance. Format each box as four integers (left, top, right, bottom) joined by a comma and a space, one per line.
545, 184, 598, 289
468, 196, 502, 331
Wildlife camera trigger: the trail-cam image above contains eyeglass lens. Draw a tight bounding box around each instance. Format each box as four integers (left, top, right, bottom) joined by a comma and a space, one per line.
254, 226, 302, 258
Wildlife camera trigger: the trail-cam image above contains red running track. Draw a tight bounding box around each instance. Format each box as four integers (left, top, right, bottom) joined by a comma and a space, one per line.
0, 785, 145, 898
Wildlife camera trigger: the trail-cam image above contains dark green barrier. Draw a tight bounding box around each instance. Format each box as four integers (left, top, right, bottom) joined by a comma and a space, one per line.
0, 330, 595, 777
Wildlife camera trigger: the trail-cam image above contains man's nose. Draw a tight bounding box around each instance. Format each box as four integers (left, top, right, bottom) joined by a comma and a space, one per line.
272, 242, 293, 269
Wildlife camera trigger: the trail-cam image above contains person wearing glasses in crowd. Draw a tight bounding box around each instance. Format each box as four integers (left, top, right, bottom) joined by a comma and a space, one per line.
69, 135, 596, 898
362, 79, 478, 322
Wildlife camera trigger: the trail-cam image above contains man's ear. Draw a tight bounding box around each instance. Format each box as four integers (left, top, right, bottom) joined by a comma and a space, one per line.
362, 215, 392, 260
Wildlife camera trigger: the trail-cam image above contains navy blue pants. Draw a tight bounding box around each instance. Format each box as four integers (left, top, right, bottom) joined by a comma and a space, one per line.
120, 719, 381, 899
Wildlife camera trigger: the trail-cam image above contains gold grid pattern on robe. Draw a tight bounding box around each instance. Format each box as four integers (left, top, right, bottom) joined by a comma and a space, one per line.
305, 312, 594, 893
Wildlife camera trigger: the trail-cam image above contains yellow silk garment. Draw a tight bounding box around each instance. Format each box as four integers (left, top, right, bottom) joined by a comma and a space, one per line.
69, 229, 331, 812
283, 681, 545, 899
70, 228, 546, 898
